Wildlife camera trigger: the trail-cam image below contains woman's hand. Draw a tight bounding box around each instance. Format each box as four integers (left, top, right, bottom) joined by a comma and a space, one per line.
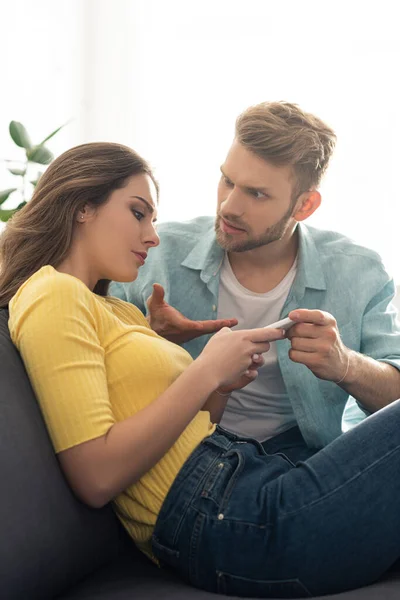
217, 353, 265, 395
197, 326, 285, 390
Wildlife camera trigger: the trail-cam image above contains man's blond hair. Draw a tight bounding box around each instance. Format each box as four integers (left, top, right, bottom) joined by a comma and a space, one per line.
235, 101, 337, 199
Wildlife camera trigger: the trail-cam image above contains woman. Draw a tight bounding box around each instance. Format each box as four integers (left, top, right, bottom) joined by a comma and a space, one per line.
1, 142, 399, 599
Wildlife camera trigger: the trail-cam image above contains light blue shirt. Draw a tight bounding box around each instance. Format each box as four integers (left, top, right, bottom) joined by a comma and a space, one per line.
110, 217, 400, 448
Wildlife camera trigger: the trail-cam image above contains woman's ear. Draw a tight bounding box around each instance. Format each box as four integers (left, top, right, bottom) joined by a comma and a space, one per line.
293, 191, 321, 222
76, 204, 96, 223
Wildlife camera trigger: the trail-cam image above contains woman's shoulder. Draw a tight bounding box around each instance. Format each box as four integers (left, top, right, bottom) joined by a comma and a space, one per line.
9, 265, 94, 314
8, 266, 100, 346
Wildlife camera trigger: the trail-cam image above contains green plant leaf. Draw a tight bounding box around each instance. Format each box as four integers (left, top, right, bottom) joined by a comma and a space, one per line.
8, 167, 26, 176
0, 208, 16, 222
30, 171, 43, 187
9, 121, 32, 150
16, 201, 27, 210
38, 122, 67, 146
0, 188, 17, 206
27, 145, 53, 165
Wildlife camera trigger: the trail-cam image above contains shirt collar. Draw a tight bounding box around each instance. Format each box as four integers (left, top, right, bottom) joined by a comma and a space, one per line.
294, 223, 327, 298
181, 223, 224, 283
180, 220, 326, 292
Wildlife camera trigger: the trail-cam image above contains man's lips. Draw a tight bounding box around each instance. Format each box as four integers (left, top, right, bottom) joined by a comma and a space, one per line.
219, 217, 246, 234
132, 251, 147, 265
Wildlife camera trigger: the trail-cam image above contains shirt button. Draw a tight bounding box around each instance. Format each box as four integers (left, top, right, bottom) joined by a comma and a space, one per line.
212, 304, 217, 312
217, 513, 224, 520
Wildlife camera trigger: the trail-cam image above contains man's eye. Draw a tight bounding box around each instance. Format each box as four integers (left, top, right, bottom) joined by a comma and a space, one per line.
132, 209, 144, 221
249, 190, 265, 199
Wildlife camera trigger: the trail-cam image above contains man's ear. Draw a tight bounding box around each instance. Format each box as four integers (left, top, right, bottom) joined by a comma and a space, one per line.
293, 190, 321, 222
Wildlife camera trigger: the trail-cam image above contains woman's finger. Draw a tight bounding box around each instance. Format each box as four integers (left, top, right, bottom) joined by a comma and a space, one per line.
244, 369, 259, 379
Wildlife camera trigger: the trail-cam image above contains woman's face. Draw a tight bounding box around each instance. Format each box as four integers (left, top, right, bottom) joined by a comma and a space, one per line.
76, 173, 159, 287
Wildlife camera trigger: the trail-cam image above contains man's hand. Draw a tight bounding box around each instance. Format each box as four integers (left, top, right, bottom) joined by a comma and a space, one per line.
286, 309, 350, 383
146, 283, 238, 344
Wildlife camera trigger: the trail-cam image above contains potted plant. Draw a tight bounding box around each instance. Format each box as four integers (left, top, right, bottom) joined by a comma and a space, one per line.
0, 121, 65, 222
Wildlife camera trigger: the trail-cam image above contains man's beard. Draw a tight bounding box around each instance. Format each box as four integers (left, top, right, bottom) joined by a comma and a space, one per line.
215, 204, 294, 253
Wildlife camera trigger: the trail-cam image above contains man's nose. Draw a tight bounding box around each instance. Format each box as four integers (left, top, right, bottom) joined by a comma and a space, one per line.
221, 187, 244, 216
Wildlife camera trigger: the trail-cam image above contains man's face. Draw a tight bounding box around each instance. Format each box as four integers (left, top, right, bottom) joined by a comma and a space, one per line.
215, 140, 299, 252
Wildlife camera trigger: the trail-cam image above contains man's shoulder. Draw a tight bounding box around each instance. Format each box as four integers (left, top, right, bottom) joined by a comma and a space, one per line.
305, 224, 387, 270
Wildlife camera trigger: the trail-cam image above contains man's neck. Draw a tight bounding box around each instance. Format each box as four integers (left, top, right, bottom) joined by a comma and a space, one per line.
227, 227, 299, 294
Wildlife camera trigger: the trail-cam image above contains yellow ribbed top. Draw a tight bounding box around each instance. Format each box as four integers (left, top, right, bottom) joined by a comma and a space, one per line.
9, 266, 215, 557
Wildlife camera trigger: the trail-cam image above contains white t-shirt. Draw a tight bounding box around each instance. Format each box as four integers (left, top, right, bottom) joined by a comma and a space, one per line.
218, 254, 297, 442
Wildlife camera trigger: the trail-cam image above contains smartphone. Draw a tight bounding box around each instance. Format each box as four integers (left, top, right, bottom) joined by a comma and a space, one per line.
264, 317, 295, 331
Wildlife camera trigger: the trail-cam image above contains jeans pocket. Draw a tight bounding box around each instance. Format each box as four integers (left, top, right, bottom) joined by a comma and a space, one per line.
200, 449, 244, 514
152, 535, 180, 569
217, 570, 312, 598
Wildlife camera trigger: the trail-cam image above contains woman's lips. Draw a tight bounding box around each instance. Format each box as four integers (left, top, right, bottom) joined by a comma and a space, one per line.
220, 218, 246, 235
132, 252, 146, 265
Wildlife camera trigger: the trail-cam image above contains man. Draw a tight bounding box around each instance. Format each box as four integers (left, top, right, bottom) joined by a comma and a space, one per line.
110, 101, 400, 459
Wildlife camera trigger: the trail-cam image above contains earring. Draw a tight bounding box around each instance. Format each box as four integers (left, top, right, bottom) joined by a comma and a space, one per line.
80, 215, 84, 220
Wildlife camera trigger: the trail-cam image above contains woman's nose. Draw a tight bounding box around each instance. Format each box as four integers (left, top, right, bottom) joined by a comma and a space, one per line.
145, 224, 160, 248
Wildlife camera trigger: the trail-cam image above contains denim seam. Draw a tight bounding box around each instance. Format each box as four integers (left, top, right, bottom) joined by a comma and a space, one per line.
218, 449, 245, 515
192, 505, 269, 530
276, 444, 400, 521
201, 459, 227, 497
216, 569, 226, 594
169, 452, 223, 545
189, 511, 206, 586
216, 571, 313, 598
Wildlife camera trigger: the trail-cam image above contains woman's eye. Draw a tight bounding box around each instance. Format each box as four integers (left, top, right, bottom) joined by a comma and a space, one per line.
222, 176, 233, 187
132, 209, 144, 221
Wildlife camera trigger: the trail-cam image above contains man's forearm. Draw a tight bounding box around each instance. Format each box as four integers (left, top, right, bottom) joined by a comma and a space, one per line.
340, 351, 400, 412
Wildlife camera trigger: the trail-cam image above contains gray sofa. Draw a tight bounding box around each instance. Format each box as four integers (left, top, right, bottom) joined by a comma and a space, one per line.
0, 308, 399, 600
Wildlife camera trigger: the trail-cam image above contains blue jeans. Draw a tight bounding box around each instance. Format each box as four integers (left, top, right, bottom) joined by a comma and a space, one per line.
152, 400, 400, 598
261, 426, 319, 463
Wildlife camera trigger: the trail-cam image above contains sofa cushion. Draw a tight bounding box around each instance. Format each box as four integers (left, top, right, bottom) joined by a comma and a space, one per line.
0, 309, 127, 600
2, 307, 400, 600
59, 548, 400, 600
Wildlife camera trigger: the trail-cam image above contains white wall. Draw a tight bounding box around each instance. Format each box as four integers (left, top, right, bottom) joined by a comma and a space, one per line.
68, 0, 400, 281
0, 0, 83, 174
1, 0, 399, 285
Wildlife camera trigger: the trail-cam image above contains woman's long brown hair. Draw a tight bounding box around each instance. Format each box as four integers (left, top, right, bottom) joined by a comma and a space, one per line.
0, 142, 158, 307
